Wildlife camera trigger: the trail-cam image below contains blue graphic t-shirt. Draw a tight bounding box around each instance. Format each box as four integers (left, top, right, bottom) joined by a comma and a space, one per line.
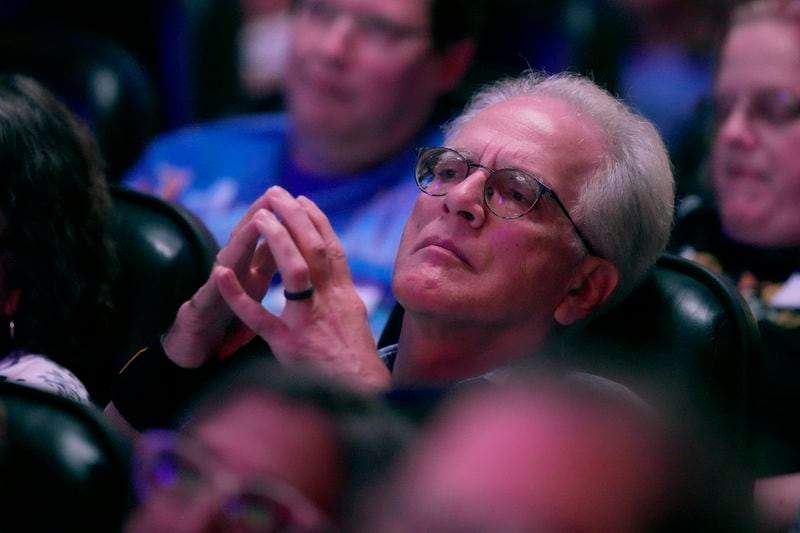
124, 113, 440, 336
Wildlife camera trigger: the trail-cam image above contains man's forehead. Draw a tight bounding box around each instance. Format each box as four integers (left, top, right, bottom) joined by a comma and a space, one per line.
451, 96, 601, 154
717, 21, 800, 90
448, 95, 608, 188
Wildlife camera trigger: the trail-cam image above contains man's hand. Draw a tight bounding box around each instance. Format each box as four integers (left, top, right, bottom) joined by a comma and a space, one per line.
216, 187, 391, 392
162, 191, 276, 367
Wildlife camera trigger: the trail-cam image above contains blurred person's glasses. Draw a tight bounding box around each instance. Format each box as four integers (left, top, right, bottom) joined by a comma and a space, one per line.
415, 147, 598, 256
711, 89, 800, 126
294, 0, 428, 46
132, 430, 335, 533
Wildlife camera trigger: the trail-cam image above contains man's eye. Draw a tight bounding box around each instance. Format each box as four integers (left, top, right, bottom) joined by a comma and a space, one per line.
356, 14, 418, 42
712, 94, 736, 123
756, 91, 800, 123
359, 17, 395, 37
510, 189, 530, 204
434, 164, 462, 181
303, 0, 336, 21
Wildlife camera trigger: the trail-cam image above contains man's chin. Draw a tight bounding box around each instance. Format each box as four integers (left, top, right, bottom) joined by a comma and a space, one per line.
720, 198, 768, 227
720, 210, 776, 247
293, 111, 352, 136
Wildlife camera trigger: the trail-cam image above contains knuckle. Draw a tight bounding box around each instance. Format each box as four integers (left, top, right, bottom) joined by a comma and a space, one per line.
328, 244, 347, 262
283, 261, 310, 286
308, 240, 327, 261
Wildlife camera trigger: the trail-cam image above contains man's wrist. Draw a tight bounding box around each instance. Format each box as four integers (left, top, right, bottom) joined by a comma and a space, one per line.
112, 337, 208, 430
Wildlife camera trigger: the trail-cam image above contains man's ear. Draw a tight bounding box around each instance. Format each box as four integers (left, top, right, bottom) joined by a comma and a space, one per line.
434, 38, 476, 94
3, 288, 21, 317
553, 257, 619, 326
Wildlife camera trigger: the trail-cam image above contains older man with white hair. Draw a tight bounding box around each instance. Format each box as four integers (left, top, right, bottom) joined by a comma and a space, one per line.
108, 71, 674, 427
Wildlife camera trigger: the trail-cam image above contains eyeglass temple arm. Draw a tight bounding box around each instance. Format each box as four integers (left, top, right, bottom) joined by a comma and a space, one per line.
549, 193, 598, 256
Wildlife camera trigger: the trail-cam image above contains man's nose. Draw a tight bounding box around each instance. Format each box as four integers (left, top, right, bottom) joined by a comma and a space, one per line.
316, 13, 357, 60
717, 101, 758, 149
443, 170, 487, 226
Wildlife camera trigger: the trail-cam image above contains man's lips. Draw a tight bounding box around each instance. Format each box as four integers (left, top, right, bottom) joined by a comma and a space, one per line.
296, 67, 351, 101
415, 238, 472, 268
724, 164, 767, 182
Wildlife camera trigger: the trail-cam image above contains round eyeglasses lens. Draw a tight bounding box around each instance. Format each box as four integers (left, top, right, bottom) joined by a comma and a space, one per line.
416, 149, 466, 195
225, 492, 293, 533
753, 90, 800, 124
484, 171, 541, 219
145, 448, 207, 504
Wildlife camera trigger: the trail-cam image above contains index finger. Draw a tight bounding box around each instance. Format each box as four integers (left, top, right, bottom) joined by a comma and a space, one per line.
266, 187, 333, 286
216, 213, 267, 275
297, 195, 353, 287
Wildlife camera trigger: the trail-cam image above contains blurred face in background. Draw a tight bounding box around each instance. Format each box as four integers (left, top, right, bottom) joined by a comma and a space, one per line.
285, 0, 461, 154
712, 18, 800, 247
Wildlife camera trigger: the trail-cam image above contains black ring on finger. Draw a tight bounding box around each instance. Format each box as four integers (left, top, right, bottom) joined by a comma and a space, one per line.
284, 287, 314, 301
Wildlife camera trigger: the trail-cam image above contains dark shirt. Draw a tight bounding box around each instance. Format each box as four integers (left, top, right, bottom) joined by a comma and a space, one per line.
670, 197, 800, 475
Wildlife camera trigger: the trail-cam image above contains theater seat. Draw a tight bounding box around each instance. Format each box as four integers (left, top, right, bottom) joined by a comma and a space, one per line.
105, 186, 219, 400
0, 380, 131, 531
559, 254, 759, 457
379, 253, 761, 463
0, 25, 158, 181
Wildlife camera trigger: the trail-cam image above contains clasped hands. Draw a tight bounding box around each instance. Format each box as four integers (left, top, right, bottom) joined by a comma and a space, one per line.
163, 186, 392, 392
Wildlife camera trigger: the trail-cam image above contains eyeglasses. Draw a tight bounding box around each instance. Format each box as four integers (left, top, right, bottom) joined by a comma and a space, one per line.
295, 0, 428, 46
711, 89, 800, 126
132, 430, 334, 533
414, 147, 598, 256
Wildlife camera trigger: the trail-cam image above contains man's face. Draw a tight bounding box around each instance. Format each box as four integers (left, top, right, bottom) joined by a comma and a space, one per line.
393, 95, 606, 331
364, 386, 669, 532
285, 0, 444, 146
124, 394, 341, 533
712, 20, 800, 247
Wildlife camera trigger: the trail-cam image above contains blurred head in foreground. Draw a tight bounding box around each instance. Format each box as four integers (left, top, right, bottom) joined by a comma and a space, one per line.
359, 373, 753, 532
125, 358, 411, 532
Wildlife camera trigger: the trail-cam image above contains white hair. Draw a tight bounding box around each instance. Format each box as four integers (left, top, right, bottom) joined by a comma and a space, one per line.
731, 0, 800, 26
443, 71, 675, 301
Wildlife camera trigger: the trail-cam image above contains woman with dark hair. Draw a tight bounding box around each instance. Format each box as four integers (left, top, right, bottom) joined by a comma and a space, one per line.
0, 74, 117, 403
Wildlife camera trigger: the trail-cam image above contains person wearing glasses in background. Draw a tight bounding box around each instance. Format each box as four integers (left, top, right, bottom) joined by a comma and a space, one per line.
669, 2, 800, 523
124, 357, 410, 533
123, 0, 481, 337
107, 70, 674, 433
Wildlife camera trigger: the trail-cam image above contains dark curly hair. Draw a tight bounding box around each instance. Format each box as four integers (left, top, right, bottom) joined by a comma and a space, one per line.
0, 74, 117, 401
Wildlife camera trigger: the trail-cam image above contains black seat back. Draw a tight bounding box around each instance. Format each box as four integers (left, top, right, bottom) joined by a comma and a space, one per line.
379, 254, 760, 461
0, 381, 131, 531
0, 25, 158, 181
108, 186, 218, 389
561, 254, 759, 457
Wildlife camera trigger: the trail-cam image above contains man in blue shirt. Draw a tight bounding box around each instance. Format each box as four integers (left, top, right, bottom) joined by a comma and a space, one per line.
124, 0, 481, 335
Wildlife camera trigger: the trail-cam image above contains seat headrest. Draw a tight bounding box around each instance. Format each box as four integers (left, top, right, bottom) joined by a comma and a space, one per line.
0, 381, 131, 530
0, 26, 158, 181
109, 187, 219, 373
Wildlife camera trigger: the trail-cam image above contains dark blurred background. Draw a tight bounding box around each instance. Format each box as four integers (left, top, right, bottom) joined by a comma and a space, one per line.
0, 0, 744, 192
